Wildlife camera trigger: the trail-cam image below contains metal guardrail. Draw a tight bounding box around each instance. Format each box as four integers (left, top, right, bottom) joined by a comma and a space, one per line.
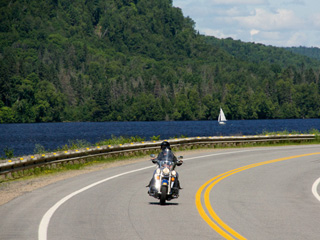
0, 134, 316, 179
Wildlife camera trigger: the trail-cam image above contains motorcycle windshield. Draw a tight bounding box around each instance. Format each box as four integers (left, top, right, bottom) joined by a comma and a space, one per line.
159, 160, 174, 170
157, 149, 175, 170
157, 149, 175, 162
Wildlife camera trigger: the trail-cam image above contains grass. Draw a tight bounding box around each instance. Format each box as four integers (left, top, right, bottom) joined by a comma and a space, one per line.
96, 135, 146, 146
261, 128, 320, 136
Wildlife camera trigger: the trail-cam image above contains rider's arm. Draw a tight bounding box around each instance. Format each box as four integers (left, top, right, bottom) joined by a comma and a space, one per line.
174, 155, 183, 166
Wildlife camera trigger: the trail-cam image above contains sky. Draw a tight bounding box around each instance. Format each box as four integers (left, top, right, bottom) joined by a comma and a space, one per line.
172, 0, 320, 48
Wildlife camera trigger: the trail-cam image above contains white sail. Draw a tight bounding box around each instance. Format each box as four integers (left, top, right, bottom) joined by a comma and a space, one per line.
218, 108, 226, 124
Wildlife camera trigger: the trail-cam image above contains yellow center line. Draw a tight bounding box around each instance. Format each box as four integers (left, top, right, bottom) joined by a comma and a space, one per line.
196, 152, 320, 239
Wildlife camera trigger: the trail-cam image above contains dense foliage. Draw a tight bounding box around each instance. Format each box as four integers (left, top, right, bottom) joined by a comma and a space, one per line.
285, 46, 320, 61
1, 0, 320, 123
206, 37, 320, 69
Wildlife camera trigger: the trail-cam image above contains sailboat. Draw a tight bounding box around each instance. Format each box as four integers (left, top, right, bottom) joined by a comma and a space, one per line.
218, 108, 227, 125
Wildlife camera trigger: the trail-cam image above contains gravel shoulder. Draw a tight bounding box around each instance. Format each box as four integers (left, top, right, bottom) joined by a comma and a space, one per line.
0, 149, 215, 206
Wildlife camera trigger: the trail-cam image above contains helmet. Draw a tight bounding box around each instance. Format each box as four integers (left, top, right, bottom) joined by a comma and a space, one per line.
160, 141, 170, 150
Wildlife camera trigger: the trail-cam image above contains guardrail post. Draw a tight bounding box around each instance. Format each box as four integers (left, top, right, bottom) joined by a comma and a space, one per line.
5, 172, 12, 179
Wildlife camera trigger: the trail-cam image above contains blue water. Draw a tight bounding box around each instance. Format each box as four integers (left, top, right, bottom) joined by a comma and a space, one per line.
0, 119, 319, 157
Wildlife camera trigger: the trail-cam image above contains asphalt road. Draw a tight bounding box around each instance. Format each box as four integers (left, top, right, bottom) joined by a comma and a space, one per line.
1, 145, 320, 240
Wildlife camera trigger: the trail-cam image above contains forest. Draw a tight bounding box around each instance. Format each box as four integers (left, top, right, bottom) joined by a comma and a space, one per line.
285, 46, 320, 61
1, 0, 320, 123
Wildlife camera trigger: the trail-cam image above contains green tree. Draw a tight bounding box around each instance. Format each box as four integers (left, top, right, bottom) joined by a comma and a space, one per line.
34, 81, 65, 122
0, 106, 15, 123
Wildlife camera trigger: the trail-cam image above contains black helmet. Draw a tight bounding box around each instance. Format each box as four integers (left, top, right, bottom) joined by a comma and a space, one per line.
160, 141, 170, 150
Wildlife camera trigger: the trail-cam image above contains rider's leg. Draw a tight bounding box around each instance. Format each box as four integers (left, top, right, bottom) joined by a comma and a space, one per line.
172, 172, 181, 196
148, 170, 157, 195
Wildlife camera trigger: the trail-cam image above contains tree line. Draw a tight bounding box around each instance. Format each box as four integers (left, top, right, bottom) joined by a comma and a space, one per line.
0, 0, 320, 123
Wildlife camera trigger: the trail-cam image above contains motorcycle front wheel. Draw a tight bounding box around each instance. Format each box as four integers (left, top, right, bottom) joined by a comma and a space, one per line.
160, 185, 167, 205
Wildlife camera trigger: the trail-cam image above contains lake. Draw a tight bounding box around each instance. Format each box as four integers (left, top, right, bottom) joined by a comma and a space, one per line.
1, 119, 319, 157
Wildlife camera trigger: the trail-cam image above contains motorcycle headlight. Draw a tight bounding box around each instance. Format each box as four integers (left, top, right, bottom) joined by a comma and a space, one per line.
163, 167, 170, 175
171, 170, 176, 176
156, 169, 161, 174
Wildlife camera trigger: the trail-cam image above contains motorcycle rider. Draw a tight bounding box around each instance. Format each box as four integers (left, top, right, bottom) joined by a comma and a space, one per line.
147, 141, 183, 196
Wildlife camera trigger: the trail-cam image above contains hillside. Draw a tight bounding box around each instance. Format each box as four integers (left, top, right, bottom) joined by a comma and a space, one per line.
205, 37, 320, 69
284, 46, 320, 61
0, 0, 320, 123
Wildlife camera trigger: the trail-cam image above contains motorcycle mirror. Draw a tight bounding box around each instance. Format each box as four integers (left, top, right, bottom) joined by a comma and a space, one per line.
179, 156, 183, 159
150, 154, 155, 158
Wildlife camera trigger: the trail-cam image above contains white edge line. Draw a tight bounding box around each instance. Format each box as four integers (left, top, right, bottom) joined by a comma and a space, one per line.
312, 178, 320, 202
38, 166, 152, 240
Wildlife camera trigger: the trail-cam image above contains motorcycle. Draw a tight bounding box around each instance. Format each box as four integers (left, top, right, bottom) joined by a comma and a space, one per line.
148, 150, 183, 205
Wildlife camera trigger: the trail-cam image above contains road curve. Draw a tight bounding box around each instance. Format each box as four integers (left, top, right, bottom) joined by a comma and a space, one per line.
1, 145, 320, 240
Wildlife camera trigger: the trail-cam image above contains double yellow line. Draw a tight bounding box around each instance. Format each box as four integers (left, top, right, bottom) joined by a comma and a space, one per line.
195, 152, 320, 239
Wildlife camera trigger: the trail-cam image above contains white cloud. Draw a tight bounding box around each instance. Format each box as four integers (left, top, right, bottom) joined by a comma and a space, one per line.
250, 29, 260, 36
284, 0, 305, 5
249, 30, 311, 47
311, 14, 320, 28
210, 0, 267, 4
286, 32, 308, 46
172, 0, 320, 47
225, 7, 242, 16
202, 29, 237, 39
233, 8, 305, 31
259, 31, 281, 40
